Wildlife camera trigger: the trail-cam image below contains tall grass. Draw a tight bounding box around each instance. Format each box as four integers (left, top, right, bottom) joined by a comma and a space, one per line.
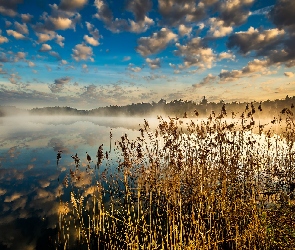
56, 104, 295, 249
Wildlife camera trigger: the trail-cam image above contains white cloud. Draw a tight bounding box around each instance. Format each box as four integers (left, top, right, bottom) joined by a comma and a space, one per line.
146, 58, 161, 69
0, 35, 8, 44
228, 27, 285, 54
5, 21, 12, 28
158, 0, 206, 26
176, 37, 216, 69
35, 32, 65, 47
0, 188, 7, 196
136, 28, 177, 56
4, 192, 23, 202
198, 23, 205, 30
128, 64, 142, 72
39, 44, 52, 52
129, 16, 154, 33
6, 30, 25, 39
36, 32, 55, 43
94, 0, 153, 33
123, 56, 131, 61
219, 0, 254, 26
33, 4, 81, 33
284, 72, 294, 77
16, 52, 26, 60
178, 24, 192, 37
47, 16, 72, 30
21, 13, 34, 23
14, 22, 29, 34
28, 61, 35, 67
49, 51, 61, 60
192, 73, 217, 88
219, 59, 270, 81
207, 18, 233, 37
0, 5, 18, 17
56, 34, 65, 47
49, 76, 71, 93
72, 43, 93, 61
83, 35, 99, 46
218, 51, 235, 61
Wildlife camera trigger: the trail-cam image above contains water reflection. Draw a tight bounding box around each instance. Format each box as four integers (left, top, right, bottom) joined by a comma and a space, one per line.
0, 116, 148, 249
0, 115, 293, 249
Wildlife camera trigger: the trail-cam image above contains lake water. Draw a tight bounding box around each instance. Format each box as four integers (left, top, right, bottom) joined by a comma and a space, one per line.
0, 116, 157, 250
0, 115, 292, 249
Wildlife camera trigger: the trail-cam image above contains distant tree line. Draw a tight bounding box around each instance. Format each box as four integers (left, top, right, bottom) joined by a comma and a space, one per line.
30, 106, 88, 116
1, 95, 294, 117
78, 95, 295, 118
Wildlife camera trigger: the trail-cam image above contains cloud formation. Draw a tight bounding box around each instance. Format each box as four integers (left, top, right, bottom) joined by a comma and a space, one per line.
94, 0, 154, 33
72, 43, 93, 61
175, 37, 216, 69
227, 3, 295, 70
6, 29, 25, 39
48, 76, 71, 93
284, 72, 294, 77
21, 13, 33, 23
49, 51, 62, 60
127, 64, 142, 72
218, 51, 235, 61
14, 22, 29, 34
35, 31, 65, 47
85, 22, 100, 39
16, 52, 26, 60
269, 0, 295, 31
84, 35, 99, 46
27, 61, 35, 67
0, 0, 23, 17
146, 58, 161, 69
207, 18, 233, 37
218, 0, 254, 26
0, 0, 294, 109
227, 27, 285, 54
126, 0, 152, 22
158, 0, 206, 26
59, 0, 88, 12
192, 73, 217, 88
0, 34, 8, 44
39, 44, 52, 52
33, 3, 81, 33
136, 28, 177, 56
219, 59, 270, 81
178, 24, 192, 37
123, 56, 131, 61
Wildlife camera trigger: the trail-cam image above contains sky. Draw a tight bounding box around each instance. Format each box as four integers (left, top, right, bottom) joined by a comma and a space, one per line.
0, 0, 294, 109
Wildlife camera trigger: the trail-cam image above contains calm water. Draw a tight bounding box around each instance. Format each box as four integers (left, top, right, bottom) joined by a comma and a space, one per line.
0, 115, 290, 249
0, 115, 154, 250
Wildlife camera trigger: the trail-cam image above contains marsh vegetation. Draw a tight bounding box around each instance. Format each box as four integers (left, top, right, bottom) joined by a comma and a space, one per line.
56, 103, 295, 250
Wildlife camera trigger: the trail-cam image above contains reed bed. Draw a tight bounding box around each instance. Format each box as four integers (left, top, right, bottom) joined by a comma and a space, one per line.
56, 105, 295, 250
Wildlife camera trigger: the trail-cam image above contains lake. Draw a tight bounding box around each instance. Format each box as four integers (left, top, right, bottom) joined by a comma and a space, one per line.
0, 115, 293, 249
0, 115, 158, 249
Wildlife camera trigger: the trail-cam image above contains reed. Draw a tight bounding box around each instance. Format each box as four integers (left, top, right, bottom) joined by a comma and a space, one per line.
57, 104, 295, 249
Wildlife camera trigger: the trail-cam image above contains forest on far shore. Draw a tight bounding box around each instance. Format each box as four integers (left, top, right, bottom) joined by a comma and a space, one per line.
1, 95, 294, 118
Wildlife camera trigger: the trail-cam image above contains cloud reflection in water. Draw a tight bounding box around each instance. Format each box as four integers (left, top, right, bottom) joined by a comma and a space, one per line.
0, 115, 146, 249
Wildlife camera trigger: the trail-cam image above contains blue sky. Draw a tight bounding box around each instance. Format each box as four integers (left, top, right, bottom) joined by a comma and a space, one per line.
0, 0, 294, 109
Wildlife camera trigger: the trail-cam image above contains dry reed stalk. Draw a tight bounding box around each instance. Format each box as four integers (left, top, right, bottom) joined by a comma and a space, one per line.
56, 105, 295, 249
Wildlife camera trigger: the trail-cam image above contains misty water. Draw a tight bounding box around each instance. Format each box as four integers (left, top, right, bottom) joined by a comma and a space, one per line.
0, 115, 158, 249
0, 115, 292, 249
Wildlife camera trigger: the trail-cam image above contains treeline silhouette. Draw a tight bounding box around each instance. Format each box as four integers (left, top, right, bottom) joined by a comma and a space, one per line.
1, 95, 294, 117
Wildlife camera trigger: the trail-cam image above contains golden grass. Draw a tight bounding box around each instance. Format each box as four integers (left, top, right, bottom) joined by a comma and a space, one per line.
56, 104, 295, 249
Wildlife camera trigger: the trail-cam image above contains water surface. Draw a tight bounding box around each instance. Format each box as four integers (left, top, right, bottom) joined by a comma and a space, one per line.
0, 116, 149, 249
